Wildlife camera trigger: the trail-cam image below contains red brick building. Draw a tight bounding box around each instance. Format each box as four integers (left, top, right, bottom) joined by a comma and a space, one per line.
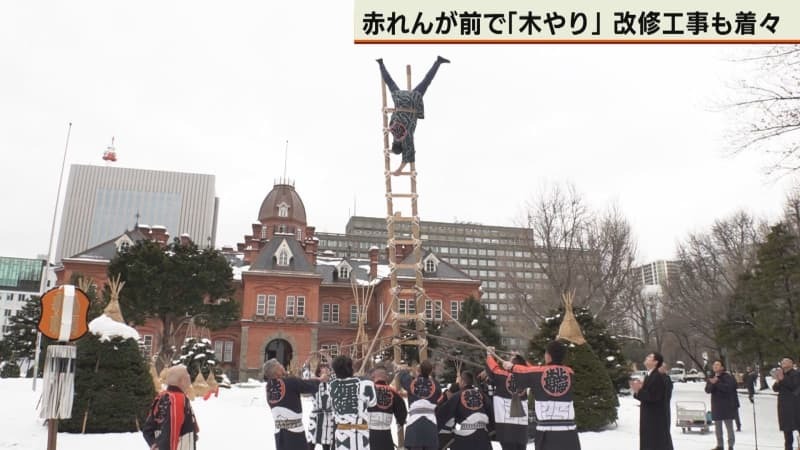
57, 181, 481, 381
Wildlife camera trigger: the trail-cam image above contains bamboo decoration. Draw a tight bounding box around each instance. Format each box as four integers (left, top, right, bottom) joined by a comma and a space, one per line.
556, 290, 586, 345
350, 273, 377, 363
149, 361, 162, 392
104, 274, 126, 323
191, 372, 209, 399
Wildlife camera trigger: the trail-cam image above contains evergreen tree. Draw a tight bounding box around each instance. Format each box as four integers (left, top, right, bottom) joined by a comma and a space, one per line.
60, 330, 156, 433
174, 337, 219, 382
108, 239, 238, 367
721, 222, 800, 363
564, 342, 619, 431
1, 296, 41, 361
428, 296, 502, 383
529, 306, 630, 392
529, 306, 621, 431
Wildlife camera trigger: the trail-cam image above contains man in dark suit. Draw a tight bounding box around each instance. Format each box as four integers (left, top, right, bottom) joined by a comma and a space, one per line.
630, 352, 674, 450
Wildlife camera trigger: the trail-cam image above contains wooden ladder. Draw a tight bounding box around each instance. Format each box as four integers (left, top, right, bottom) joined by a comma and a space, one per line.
381, 64, 428, 364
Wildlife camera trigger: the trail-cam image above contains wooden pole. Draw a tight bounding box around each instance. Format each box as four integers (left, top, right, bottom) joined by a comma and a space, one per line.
47, 419, 58, 450
433, 302, 489, 352
358, 295, 398, 375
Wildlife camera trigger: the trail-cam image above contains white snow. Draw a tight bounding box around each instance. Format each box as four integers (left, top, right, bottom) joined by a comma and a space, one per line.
0, 378, 786, 449
87, 314, 139, 342
232, 265, 250, 281
471, 319, 479, 326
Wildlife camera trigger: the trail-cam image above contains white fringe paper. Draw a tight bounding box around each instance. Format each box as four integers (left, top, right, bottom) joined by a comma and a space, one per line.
39, 345, 77, 419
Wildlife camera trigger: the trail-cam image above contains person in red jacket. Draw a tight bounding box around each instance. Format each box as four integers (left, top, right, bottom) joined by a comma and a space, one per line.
142, 365, 199, 450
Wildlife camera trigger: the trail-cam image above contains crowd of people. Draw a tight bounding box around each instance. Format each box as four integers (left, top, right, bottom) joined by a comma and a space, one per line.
137, 348, 800, 450
254, 340, 579, 450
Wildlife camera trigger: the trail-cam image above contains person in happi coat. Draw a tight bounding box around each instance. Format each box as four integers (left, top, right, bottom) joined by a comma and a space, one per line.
308, 362, 335, 450
485, 353, 529, 450
367, 366, 407, 450
489, 341, 581, 450
436, 371, 493, 450
329, 355, 377, 450
376, 56, 449, 175
142, 365, 199, 450
264, 358, 324, 450
398, 359, 443, 450
630, 352, 673, 450
436, 382, 460, 450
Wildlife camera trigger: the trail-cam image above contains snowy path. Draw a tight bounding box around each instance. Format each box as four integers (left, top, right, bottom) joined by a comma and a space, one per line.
0, 378, 786, 449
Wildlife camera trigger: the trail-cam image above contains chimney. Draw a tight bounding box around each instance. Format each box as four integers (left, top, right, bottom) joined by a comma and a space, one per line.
369, 246, 379, 279
252, 223, 263, 240
149, 225, 169, 246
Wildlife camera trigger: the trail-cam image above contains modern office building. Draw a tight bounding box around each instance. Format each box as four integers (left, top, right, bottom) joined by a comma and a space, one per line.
0, 256, 51, 338
316, 216, 548, 347
634, 260, 680, 288
56, 164, 219, 261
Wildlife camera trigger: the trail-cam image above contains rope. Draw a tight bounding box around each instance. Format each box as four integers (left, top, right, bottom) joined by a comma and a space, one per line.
398, 326, 517, 358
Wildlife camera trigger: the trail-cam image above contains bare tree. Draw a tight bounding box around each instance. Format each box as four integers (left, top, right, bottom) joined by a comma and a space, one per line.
728, 45, 800, 175
506, 183, 637, 335
663, 211, 764, 363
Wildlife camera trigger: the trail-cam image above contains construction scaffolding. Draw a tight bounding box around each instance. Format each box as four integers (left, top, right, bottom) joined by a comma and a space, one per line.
381, 64, 428, 364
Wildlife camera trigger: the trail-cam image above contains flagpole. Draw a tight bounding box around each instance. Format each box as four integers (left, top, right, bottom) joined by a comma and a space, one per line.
33, 122, 72, 391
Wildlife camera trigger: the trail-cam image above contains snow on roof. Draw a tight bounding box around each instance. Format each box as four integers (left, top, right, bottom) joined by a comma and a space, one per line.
233, 265, 251, 281
88, 314, 140, 342
359, 264, 391, 278
316, 258, 341, 266
138, 224, 150, 228
151, 225, 167, 230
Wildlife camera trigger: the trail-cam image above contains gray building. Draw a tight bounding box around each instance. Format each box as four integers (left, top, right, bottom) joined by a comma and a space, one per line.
316, 216, 548, 348
0, 256, 51, 338
56, 164, 219, 261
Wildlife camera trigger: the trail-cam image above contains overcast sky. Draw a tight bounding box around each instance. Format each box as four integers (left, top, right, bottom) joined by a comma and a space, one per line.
0, 2, 795, 264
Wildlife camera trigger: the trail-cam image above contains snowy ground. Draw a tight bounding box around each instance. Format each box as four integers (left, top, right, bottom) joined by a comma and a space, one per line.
1, 378, 786, 449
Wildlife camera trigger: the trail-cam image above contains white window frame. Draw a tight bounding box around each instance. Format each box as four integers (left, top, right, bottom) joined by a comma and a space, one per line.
425, 300, 432, 320
286, 295, 296, 317
278, 250, 289, 266
140, 334, 153, 357
322, 303, 331, 322
331, 304, 340, 323
434, 300, 443, 321
350, 305, 358, 324
267, 295, 277, 316
451, 300, 463, 320
296, 296, 305, 317
425, 259, 436, 272
223, 341, 233, 362
256, 294, 266, 316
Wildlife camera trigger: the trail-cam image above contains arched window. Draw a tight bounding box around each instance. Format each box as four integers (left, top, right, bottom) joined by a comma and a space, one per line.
278, 250, 289, 266
425, 259, 436, 273
278, 202, 289, 217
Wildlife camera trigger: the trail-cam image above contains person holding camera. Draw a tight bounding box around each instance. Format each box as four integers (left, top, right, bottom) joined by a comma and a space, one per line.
705, 360, 738, 450
773, 357, 800, 450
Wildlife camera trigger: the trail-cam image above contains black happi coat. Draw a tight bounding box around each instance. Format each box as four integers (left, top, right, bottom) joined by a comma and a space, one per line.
436, 385, 493, 450
142, 386, 199, 450
485, 358, 528, 446
367, 381, 407, 450
634, 369, 673, 450
491, 357, 581, 450
399, 370, 442, 448
705, 371, 738, 421
773, 368, 800, 431
266, 376, 320, 450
